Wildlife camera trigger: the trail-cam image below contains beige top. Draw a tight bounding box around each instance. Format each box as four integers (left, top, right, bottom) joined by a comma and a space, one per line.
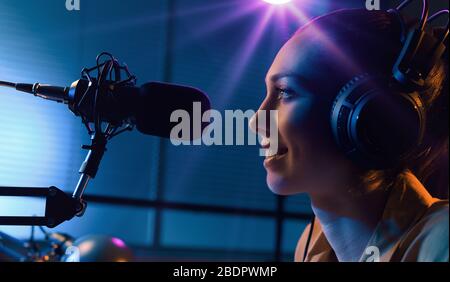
295, 171, 449, 262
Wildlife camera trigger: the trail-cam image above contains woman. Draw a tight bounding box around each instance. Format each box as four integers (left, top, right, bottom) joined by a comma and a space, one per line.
250, 8, 448, 262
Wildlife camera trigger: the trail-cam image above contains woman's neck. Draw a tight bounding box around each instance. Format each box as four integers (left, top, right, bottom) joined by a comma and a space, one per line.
309, 174, 391, 262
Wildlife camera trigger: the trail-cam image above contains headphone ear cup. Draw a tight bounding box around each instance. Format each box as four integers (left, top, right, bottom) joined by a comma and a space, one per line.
331, 74, 369, 154
331, 74, 426, 169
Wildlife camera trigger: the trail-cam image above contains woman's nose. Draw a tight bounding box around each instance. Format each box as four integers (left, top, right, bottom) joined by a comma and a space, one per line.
249, 99, 272, 138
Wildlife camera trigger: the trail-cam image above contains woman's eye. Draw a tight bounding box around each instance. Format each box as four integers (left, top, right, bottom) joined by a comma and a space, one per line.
277, 89, 296, 101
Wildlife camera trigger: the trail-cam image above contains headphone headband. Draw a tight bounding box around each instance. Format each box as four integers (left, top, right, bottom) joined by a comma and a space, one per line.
389, 0, 448, 89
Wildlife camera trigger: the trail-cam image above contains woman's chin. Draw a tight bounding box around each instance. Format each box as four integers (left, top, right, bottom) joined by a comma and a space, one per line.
266, 172, 297, 196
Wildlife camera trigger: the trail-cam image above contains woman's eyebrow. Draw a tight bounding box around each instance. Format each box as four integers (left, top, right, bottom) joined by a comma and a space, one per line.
267, 72, 311, 85
268, 73, 296, 83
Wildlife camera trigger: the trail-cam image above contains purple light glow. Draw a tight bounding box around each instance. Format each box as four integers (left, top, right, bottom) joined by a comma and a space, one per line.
181, 0, 266, 47
78, 1, 238, 36
286, 3, 362, 74
263, 0, 292, 5
111, 237, 127, 248
217, 7, 275, 98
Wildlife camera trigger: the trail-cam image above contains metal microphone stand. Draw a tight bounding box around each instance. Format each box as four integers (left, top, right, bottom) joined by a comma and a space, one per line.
0, 52, 135, 228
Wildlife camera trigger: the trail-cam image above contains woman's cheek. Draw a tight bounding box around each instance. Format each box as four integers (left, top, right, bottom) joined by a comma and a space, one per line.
281, 98, 315, 140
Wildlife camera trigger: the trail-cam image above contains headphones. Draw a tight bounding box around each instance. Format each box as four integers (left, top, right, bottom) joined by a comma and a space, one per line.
330, 0, 449, 169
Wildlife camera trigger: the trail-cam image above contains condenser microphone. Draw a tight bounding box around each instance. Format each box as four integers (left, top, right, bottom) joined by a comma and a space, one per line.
0, 79, 211, 140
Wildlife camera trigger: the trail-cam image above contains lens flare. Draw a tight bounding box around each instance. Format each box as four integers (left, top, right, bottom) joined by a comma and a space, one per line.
263, 0, 292, 5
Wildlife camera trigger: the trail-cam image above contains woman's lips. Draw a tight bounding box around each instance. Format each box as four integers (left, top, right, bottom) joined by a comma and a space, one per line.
263, 147, 288, 169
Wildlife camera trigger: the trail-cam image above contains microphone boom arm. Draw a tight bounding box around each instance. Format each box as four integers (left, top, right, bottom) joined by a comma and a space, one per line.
0, 187, 79, 228
0, 128, 110, 227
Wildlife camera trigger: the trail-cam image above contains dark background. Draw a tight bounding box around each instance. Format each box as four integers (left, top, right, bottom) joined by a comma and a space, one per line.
0, 0, 448, 261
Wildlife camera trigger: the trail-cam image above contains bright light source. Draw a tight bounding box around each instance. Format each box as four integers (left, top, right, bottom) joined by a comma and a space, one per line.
263, 0, 292, 5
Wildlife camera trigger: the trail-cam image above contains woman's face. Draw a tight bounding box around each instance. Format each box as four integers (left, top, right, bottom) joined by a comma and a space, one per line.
250, 30, 352, 196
